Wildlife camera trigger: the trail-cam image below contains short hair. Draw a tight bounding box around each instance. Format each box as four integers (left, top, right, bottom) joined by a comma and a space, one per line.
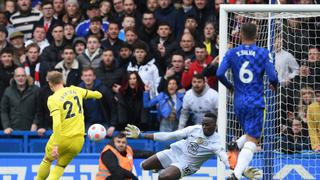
86, 34, 100, 43
63, 45, 75, 52
42, 0, 53, 7
102, 47, 114, 54
194, 42, 206, 49
157, 21, 171, 29
204, 112, 217, 122
46, 71, 63, 85
124, 26, 138, 35
82, 67, 96, 75
192, 73, 205, 81
240, 23, 257, 41
0, 47, 14, 55
171, 50, 185, 60
112, 132, 127, 141
26, 43, 40, 52
133, 41, 149, 52
90, 16, 102, 24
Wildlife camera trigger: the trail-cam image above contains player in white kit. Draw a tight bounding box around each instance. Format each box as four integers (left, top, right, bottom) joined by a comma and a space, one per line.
125, 113, 230, 180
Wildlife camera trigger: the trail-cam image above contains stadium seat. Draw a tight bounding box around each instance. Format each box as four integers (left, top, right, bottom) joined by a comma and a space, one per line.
29, 138, 48, 152
127, 139, 154, 151
91, 139, 110, 153
0, 138, 24, 152
153, 141, 176, 152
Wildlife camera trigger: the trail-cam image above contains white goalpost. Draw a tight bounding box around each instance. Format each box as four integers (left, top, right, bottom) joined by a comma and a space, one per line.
218, 4, 320, 180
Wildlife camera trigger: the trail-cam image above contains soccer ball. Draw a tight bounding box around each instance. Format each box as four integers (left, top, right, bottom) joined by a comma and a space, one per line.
88, 124, 107, 142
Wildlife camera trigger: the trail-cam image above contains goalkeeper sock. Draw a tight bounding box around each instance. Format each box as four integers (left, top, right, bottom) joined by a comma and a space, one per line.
36, 158, 52, 180
234, 141, 256, 179
236, 135, 247, 149
47, 165, 65, 180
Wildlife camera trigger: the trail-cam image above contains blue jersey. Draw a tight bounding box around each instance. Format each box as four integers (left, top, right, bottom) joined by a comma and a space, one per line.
217, 44, 278, 109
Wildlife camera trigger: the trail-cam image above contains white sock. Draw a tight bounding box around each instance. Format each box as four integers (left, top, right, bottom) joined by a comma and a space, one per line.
236, 135, 247, 149
234, 141, 256, 179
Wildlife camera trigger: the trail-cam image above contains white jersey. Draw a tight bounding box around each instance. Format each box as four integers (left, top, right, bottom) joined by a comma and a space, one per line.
154, 125, 226, 169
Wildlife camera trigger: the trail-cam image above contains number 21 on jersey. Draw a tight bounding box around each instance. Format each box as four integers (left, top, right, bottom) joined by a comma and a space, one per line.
63, 96, 82, 119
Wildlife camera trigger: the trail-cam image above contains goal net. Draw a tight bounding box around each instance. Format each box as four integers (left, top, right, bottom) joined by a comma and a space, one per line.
218, 5, 320, 180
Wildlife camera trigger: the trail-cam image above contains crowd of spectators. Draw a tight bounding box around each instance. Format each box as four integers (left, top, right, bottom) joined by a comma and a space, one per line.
0, 0, 319, 154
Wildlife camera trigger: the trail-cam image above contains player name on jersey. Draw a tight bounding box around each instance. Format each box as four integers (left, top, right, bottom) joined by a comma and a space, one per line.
236, 50, 256, 57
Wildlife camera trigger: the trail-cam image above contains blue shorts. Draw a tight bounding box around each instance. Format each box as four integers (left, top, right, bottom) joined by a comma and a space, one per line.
234, 108, 264, 139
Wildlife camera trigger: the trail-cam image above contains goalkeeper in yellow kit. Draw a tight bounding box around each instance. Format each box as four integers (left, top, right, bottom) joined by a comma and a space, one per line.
36, 71, 102, 180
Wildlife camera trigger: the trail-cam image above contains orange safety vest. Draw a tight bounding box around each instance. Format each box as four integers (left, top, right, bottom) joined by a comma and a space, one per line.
96, 144, 134, 180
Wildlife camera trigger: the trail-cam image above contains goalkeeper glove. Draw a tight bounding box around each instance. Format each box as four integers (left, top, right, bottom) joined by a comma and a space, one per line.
125, 124, 141, 138
243, 167, 262, 180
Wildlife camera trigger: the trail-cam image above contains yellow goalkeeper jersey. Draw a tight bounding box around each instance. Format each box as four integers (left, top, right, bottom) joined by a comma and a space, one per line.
47, 85, 102, 145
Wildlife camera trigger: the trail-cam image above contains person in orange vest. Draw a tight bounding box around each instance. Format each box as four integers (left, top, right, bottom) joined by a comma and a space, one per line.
96, 133, 138, 180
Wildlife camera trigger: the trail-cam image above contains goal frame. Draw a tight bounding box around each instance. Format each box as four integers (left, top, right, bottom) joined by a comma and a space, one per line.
218, 4, 320, 180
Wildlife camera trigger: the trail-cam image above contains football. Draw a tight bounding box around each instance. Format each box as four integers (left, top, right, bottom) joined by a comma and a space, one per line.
87, 124, 107, 142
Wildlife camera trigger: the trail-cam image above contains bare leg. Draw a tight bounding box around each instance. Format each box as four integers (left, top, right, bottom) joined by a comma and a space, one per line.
158, 166, 181, 180
141, 154, 164, 170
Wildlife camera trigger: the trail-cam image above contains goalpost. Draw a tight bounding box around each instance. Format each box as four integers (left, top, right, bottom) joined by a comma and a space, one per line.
218, 4, 320, 180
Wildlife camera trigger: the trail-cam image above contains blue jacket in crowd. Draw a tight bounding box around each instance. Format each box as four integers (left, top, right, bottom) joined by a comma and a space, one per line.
143, 91, 184, 120
76, 20, 109, 38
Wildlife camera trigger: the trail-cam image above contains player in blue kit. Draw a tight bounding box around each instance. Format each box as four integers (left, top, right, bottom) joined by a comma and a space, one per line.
216, 23, 278, 179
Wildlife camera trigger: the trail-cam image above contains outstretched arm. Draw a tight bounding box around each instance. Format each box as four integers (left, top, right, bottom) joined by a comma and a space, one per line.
125, 124, 191, 141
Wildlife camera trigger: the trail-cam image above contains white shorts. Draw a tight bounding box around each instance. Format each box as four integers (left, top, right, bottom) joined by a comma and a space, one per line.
156, 149, 198, 177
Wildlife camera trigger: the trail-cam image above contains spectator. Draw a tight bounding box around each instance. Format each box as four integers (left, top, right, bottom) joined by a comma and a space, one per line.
53, 0, 65, 20
9, 31, 25, 66
157, 51, 185, 92
281, 118, 311, 154
54, 46, 81, 86
193, 0, 213, 30
177, 0, 197, 21
113, 71, 148, 130
76, 10, 109, 38
202, 21, 219, 58
4, 0, 16, 19
24, 25, 50, 53
62, 0, 84, 26
112, 0, 125, 24
146, 0, 158, 12
118, 42, 133, 70
123, 0, 142, 28
275, 37, 299, 86
127, 41, 160, 98
184, 15, 201, 39
23, 43, 46, 87
181, 43, 217, 90
73, 37, 86, 56
0, 25, 12, 52
36, 82, 53, 136
40, 23, 66, 70
10, 0, 43, 40
0, 11, 14, 37
125, 27, 140, 46
1, 67, 39, 134
101, 21, 124, 58
138, 11, 157, 46
95, 48, 125, 89
144, 77, 184, 131
154, 0, 184, 39
297, 86, 315, 124
37, 0, 60, 43
63, 23, 76, 46
100, 0, 114, 22
119, 15, 136, 41
178, 74, 218, 129
306, 47, 320, 89
0, 48, 17, 130
77, 35, 103, 69
179, 32, 195, 60
79, 67, 117, 135
150, 22, 179, 75
307, 89, 320, 151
